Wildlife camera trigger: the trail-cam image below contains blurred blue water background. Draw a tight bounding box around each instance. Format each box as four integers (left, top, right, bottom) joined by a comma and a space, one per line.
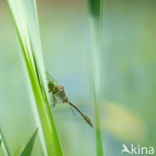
0, 0, 156, 155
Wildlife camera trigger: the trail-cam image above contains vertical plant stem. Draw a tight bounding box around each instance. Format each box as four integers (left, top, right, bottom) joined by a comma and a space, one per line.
89, 0, 104, 155
92, 21, 104, 156
5, 0, 63, 155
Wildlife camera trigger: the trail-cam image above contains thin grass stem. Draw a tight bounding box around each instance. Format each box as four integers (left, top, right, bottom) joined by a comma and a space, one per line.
88, 0, 104, 155
0, 128, 11, 156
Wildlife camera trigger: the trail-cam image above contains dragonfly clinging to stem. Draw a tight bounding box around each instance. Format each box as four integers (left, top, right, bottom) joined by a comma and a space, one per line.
46, 72, 93, 127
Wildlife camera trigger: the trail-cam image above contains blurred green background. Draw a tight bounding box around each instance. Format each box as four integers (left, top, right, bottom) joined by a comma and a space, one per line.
0, 0, 156, 155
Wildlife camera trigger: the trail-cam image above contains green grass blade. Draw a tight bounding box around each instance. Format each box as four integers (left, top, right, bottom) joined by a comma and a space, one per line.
20, 128, 38, 156
89, 0, 103, 19
5, 0, 63, 155
0, 128, 11, 156
88, 0, 104, 155
89, 0, 103, 33
93, 92, 104, 156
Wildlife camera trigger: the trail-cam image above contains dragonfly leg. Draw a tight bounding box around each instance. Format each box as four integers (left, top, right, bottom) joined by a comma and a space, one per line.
63, 97, 68, 103
52, 95, 56, 107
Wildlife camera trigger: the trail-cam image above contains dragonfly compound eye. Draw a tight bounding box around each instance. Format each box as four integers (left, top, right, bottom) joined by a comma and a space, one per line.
51, 81, 55, 88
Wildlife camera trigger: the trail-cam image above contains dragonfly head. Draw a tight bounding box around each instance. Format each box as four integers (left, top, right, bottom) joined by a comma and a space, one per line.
48, 81, 56, 90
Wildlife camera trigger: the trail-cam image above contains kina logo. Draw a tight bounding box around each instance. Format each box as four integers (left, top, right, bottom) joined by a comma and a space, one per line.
121, 144, 154, 155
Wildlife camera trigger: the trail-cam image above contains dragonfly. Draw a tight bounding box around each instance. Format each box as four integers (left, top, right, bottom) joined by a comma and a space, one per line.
46, 72, 93, 127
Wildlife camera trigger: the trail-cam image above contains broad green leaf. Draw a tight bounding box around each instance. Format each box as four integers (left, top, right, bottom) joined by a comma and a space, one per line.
20, 128, 38, 156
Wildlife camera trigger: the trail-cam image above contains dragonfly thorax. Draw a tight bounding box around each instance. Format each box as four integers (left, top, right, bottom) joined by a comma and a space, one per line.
48, 81, 66, 96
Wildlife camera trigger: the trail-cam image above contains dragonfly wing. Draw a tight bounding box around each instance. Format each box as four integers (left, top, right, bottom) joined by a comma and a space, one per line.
46, 71, 58, 83
69, 105, 76, 117
49, 93, 64, 105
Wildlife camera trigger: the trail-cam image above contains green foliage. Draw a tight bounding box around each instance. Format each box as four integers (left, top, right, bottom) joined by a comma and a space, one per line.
0, 128, 11, 156
5, 0, 63, 155
20, 128, 38, 156
0, 128, 38, 156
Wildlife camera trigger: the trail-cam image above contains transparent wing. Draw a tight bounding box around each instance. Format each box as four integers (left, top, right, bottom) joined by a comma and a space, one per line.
46, 71, 58, 83
49, 93, 63, 106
